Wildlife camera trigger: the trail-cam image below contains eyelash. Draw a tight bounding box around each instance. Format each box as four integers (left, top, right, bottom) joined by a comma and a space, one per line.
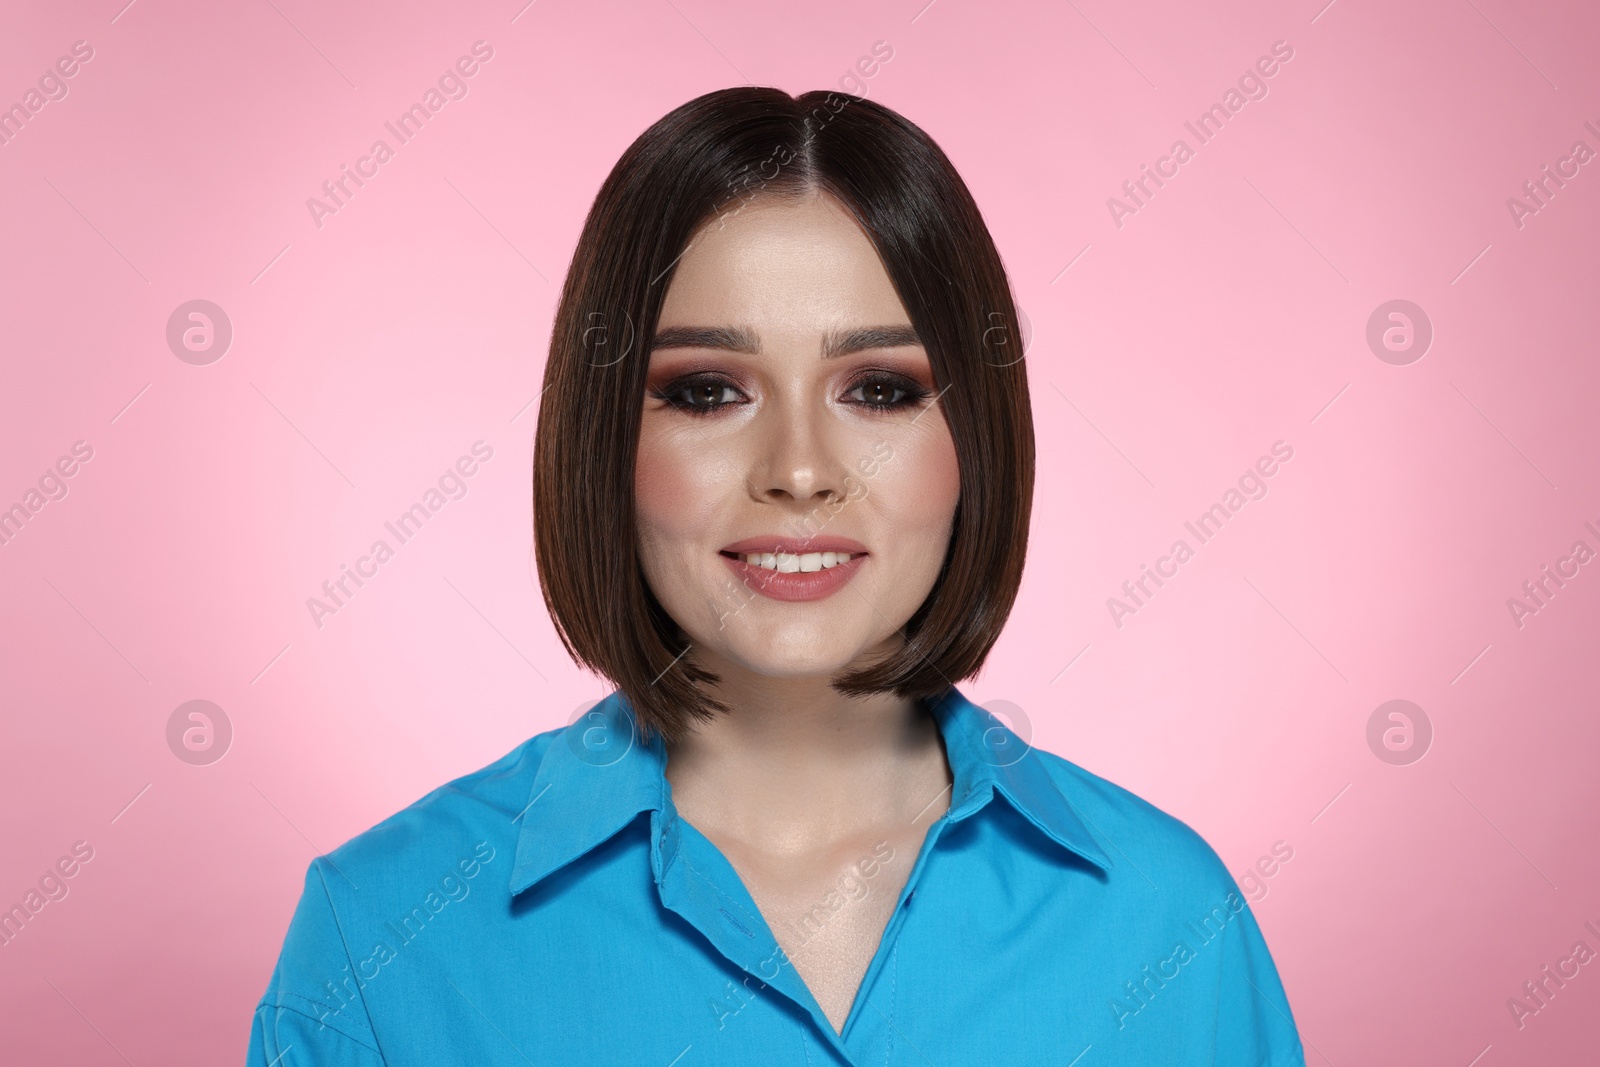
649, 372, 932, 416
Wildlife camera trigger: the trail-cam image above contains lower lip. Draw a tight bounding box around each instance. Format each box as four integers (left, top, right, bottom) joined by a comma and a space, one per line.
719, 553, 867, 602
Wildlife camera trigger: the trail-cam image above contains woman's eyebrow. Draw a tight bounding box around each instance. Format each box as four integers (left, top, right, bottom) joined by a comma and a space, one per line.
648, 324, 923, 359
649, 325, 760, 355
822, 325, 923, 359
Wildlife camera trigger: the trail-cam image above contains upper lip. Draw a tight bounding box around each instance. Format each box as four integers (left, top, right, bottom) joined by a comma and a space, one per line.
720, 535, 869, 556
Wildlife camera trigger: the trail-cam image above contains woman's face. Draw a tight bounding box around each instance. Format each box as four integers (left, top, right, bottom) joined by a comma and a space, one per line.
635, 191, 961, 682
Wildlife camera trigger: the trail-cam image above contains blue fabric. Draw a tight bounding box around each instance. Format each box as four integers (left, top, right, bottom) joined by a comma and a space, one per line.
248, 685, 1306, 1065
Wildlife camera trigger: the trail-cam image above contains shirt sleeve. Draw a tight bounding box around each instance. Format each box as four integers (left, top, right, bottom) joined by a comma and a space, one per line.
246, 858, 387, 1067
1214, 892, 1308, 1067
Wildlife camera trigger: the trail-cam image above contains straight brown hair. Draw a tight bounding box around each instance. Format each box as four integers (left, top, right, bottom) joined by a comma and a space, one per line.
533, 86, 1033, 745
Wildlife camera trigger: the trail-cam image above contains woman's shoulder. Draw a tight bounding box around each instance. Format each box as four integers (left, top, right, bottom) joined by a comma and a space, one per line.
1023, 742, 1242, 897
315, 724, 566, 887
252, 725, 570, 1052
1019, 744, 1305, 1061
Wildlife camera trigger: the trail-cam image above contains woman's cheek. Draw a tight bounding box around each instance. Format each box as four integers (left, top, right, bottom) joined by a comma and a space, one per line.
635, 422, 725, 551
633, 438, 676, 535
888, 421, 960, 531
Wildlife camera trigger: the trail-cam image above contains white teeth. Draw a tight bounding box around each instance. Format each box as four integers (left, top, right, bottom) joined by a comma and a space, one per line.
740, 551, 857, 572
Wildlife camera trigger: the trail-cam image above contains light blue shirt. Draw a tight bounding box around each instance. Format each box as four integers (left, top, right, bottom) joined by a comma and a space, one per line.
248, 685, 1306, 1065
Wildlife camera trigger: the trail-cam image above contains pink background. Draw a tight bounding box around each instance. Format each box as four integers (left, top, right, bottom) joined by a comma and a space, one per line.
3, 0, 1597, 1062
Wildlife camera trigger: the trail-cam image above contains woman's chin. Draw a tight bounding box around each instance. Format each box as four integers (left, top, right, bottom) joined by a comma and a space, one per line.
698, 634, 881, 682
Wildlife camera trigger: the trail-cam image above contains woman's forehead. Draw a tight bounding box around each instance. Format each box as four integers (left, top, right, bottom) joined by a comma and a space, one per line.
659, 196, 907, 328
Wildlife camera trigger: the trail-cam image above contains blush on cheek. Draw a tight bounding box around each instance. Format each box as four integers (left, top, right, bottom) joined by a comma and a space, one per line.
633, 445, 677, 530
634, 425, 731, 558
896, 425, 961, 529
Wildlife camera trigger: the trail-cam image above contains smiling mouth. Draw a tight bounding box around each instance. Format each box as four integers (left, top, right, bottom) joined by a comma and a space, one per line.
718, 550, 863, 573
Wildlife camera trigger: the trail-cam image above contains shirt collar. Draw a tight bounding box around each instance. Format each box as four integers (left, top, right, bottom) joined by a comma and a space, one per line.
509, 684, 1112, 895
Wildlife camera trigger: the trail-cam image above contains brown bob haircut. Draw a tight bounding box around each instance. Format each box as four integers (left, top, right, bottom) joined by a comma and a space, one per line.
533, 86, 1033, 746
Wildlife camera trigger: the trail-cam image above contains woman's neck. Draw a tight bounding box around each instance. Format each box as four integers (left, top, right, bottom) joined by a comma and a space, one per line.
661, 670, 953, 852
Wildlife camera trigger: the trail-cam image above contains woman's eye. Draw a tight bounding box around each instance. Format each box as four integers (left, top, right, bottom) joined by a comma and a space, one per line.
651, 373, 930, 415
846, 375, 929, 410
653, 377, 743, 414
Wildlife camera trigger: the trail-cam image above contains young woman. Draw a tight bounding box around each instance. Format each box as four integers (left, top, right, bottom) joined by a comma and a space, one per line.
248, 87, 1306, 1066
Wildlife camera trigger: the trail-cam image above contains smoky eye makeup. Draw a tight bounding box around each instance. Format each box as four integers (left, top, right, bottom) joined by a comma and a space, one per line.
647, 371, 746, 415
842, 369, 932, 409
646, 365, 934, 417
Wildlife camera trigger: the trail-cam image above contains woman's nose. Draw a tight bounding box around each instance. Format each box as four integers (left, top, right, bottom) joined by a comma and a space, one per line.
749, 398, 849, 506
